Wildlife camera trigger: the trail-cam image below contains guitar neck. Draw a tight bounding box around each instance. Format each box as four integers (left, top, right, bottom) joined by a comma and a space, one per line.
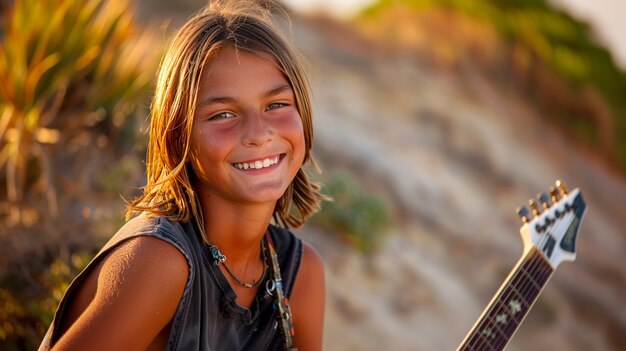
457, 246, 555, 351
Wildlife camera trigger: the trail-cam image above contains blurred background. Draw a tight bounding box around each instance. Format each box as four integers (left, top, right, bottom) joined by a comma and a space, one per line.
1, 0, 625, 350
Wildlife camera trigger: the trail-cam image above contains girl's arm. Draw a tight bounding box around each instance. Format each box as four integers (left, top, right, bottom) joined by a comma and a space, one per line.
52, 236, 189, 351
290, 242, 326, 351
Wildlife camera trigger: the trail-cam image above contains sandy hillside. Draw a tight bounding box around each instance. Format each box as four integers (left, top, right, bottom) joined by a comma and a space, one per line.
289, 14, 626, 351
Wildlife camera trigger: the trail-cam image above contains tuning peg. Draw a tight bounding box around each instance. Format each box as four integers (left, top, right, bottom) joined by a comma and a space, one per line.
537, 192, 551, 210
556, 179, 568, 197
549, 186, 560, 203
528, 199, 541, 217
516, 206, 530, 223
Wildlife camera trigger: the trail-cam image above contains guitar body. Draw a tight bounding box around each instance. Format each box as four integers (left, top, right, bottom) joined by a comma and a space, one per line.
457, 181, 587, 351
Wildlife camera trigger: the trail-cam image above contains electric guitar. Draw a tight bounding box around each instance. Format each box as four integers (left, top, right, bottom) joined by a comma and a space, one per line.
456, 180, 586, 351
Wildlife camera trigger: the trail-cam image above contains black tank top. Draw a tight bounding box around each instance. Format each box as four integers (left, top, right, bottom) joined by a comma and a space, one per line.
39, 214, 303, 351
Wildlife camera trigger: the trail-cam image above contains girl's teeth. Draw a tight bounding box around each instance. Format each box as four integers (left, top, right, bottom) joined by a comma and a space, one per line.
235, 156, 280, 170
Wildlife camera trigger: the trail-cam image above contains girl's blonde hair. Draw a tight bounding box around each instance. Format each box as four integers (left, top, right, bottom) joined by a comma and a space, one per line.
127, 0, 325, 239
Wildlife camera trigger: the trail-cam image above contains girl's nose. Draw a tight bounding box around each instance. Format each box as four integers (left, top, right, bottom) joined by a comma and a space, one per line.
242, 112, 273, 147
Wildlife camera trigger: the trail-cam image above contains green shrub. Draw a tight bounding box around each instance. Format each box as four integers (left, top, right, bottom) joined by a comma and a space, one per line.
0, 0, 158, 348
0, 0, 157, 226
313, 172, 393, 253
0, 252, 92, 350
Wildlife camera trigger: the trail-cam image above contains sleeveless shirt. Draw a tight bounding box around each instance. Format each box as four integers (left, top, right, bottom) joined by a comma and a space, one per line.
38, 214, 303, 351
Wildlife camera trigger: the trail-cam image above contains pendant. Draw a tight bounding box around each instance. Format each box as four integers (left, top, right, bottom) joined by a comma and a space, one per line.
209, 246, 226, 265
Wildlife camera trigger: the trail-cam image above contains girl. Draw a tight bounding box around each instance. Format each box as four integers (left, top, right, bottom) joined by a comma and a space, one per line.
39, 1, 326, 350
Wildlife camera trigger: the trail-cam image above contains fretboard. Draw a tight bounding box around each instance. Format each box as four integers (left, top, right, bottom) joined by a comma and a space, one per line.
457, 246, 554, 351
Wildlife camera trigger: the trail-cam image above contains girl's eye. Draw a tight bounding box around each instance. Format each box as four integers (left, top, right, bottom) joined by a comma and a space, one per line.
209, 112, 235, 121
266, 102, 288, 111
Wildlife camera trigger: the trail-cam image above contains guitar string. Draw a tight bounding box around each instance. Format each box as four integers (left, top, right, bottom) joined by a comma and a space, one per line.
466, 223, 543, 349
495, 211, 570, 350
468, 250, 536, 350
494, 246, 549, 350
469, 251, 534, 350
471, 208, 571, 351
493, 207, 569, 350
508, 257, 550, 348
491, 252, 536, 350
473, 247, 548, 351
470, 250, 537, 351
478, 245, 549, 350
494, 247, 552, 350
488, 215, 562, 351
485, 209, 571, 351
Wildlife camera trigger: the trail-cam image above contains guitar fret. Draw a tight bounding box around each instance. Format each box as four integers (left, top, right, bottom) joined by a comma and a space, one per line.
518, 264, 542, 292
503, 284, 527, 324
528, 248, 551, 285
512, 255, 540, 302
462, 268, 527, 348
496, 248, 554, 350
493, 283, 531, 349
466, 329, 498, 351
458, 247, 554, 351
489, 256, 536, 349
465, 305, 500, 350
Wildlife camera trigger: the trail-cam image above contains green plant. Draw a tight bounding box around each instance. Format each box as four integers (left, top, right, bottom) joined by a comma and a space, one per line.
0, 0, 157, 226
0, 252, 92, 350
313, 172, 393, 253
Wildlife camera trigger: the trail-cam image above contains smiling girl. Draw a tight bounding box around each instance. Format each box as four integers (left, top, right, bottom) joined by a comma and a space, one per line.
40, 1, 326, 350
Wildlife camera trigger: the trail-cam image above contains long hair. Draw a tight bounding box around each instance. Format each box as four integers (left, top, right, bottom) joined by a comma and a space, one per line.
126, 0, 325, 242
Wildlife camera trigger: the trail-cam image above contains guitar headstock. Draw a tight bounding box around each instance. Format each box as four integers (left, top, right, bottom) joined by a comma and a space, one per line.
516, 180, 586, 269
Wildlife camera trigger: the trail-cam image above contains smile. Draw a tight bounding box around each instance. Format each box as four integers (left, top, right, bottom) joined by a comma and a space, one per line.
233, 154, 284, 170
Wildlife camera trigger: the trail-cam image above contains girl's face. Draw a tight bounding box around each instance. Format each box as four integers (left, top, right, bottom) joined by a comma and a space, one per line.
190, 46, 306, 206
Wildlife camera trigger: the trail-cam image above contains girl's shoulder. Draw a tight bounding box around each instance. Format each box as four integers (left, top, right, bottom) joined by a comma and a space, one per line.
45, 215, 190, 350
108, 213, 188, 245
100, 214, 198, 262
